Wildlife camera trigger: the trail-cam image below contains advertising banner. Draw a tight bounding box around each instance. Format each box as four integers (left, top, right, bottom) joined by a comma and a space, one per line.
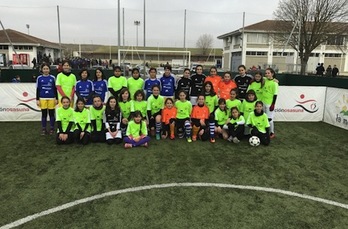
324, 87, 348, 130
274, 86, 326, 121
0, 83, 41, 121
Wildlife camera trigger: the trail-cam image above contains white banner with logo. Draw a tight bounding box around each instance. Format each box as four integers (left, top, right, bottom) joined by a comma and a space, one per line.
0, 83, 41, 121
274, 86, 326, 121
324, 87, 348, 130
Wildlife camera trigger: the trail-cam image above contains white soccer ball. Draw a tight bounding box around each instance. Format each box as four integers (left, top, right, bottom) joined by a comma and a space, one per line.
249, 136, 260, 147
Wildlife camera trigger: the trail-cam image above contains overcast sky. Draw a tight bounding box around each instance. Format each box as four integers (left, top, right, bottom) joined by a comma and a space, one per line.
0, 0, 279, 48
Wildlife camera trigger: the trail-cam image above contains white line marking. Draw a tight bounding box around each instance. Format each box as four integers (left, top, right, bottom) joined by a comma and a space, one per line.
1, 182, 347, 229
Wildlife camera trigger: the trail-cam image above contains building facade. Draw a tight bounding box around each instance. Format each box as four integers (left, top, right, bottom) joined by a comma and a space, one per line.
0, 29, 60, 67
218, 20, 348, 74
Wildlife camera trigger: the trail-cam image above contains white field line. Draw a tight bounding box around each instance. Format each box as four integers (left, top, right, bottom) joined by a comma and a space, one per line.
1, 182, 347, 229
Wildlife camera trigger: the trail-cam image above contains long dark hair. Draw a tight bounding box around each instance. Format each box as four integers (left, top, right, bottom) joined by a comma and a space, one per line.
94, 67, 105, 81
202, 81, 216, 96
74, 98, 86, 112
105, 96, 120, 114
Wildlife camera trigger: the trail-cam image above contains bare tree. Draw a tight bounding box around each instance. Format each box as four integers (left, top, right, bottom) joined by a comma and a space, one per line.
273, 0, 348, 74
196, 34, 213, 55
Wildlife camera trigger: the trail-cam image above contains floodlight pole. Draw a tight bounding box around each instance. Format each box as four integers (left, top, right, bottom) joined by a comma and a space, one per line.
57, 5, 62, 59
183, 9, 187, 66
117, 0, 121, 66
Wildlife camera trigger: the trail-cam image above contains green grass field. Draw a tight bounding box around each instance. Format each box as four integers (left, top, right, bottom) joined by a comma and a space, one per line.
0, 122, 347, 228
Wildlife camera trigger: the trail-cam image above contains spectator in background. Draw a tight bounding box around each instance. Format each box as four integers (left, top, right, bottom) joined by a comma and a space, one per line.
32, 57, 37, 69
316, 63, 325, 76
326, 65, 332, 77
12, 75, 21, 83
332, 65, 339, 77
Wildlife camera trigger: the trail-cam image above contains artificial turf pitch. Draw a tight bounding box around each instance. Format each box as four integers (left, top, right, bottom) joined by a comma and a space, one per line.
0, 122, 347, 228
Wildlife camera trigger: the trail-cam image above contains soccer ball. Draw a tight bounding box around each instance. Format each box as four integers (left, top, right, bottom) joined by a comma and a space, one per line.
249, 136, 260, 147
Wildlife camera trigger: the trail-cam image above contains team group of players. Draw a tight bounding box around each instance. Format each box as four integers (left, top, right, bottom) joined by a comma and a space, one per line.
36, 61, 278, 148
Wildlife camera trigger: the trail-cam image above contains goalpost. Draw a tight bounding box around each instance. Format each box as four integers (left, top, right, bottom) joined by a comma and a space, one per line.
117, 48, 191, 67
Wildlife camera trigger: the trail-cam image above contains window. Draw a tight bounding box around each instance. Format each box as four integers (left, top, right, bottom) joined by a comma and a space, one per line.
309, 53, 320, 57
324, 53, 342, 57
272, 52, 294, 56
247, 33, 269, 44
326, 35, 344, 45
246, 51, 267, 56
0, 45, 8, 50
13, 45, 33, 50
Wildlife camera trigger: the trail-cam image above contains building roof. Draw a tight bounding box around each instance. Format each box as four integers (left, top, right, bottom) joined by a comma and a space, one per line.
217, 19, 348, 39
0, 29, 60, 49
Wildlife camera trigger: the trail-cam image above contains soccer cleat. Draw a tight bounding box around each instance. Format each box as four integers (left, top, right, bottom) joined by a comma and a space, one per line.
187, 137, 192, 143
210, 138, 215, 143
232, 137, 240, 144
227, 136, 233, 142
170, 134, 175, 140
192, 135, 197, 141
41, 129, 47, 135
49, 129, 55, 135
270, 133, 275, 139
156, 133, 161, 140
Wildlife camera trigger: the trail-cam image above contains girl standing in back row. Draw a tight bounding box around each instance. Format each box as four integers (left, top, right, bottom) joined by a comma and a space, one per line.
262, 68, 278, 139
36, 63, 57, 135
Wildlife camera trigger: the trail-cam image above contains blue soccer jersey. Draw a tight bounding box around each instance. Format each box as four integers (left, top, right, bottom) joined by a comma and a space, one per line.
76, 80, 94, 105
144, 78, 161, 99
93, 79, 108, 102
36, 75, 56, 99
160, 75, 175, 97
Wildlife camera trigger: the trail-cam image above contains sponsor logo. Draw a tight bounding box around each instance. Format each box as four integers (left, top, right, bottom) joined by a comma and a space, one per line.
335, 93, 348, 126
294, 94, 318, 113
0, 91, 40, 112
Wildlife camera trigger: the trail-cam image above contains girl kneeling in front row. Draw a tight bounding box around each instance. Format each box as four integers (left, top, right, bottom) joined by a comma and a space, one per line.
224, 107, 245, 143
73, 98, 91, 145
191, 95, 210, 141
56, 96, 74, 144
124, 111, 150, 148
246, 101, 270, 146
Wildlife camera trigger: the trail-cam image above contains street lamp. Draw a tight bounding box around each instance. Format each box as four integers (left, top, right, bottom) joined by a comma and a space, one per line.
134, 20, 140, 47
26, 24, 30, 35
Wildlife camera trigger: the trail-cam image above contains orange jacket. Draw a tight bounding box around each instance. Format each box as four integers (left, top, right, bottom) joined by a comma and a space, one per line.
205, 76, 221, 94
218, 80, 237, 100
161, 107, 177, 124
191, 104, 210, 120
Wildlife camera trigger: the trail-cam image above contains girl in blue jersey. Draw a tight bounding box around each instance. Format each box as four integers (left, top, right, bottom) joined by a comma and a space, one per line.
36, 63, 57, 135
144, 67, 161, 99
93, 67, 108, 103
76, 69, 94, 106
160, 65, 176, 98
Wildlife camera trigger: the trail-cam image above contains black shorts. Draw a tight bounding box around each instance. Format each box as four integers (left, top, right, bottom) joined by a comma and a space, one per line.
176, 118, 190, 129
149, 111, 161, 128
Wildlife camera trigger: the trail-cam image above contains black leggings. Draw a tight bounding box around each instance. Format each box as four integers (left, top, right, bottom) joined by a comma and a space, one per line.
74, 130, 91, 145
251, 128, 270, 146
227, 124, 244, 140
56, 132, 74, 145
91, 131, 106, 143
